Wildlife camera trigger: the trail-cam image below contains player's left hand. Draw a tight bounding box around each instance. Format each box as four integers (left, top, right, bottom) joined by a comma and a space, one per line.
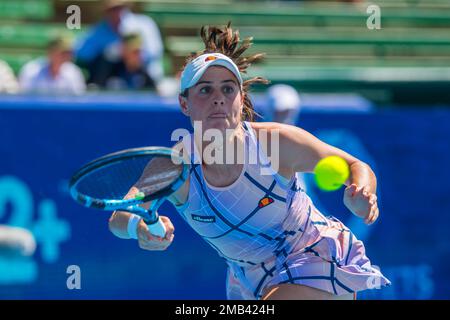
343, 184, 379, 225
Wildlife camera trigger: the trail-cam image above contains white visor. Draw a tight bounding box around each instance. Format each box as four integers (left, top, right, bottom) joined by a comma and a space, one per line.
180, 53, 243, 94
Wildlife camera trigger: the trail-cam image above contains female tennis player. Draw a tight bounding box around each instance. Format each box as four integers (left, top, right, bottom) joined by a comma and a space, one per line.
109, 23, 391, 300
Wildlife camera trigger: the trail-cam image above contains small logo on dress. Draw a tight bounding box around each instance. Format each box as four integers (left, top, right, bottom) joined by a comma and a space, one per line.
191, 214, 216, 223
258, 196, 274, 208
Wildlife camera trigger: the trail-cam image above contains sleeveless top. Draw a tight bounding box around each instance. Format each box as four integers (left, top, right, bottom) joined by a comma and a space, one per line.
174, 121, 314, 267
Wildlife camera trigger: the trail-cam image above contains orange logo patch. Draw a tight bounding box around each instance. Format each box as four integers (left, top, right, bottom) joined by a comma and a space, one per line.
205, 56, 217, 62
258, 197, 274, 208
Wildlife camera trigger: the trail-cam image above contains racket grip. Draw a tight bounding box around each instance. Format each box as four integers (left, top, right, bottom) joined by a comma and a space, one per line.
146, 217, 167, 238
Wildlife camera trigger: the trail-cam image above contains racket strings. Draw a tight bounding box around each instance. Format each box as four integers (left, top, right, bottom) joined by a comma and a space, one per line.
136, 170, 180, 194
75, 155, 182, 201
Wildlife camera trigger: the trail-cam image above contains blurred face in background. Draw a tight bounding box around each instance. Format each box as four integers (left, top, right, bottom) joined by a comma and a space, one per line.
49, 48, 72, 65
122, 43, 142, 72
273, 109, 291, 124
273, 109, 299, 125
48, 44, 73, 76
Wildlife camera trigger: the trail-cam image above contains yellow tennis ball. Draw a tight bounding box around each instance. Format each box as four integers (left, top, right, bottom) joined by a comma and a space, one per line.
314, 156, 350, 191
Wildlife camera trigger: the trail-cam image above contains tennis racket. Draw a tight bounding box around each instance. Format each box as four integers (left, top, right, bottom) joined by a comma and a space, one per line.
69, 146, 188, 238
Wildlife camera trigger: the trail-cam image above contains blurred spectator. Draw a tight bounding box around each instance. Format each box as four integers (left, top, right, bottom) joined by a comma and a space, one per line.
265, 84, 305, 191
75, 0, 164, 90
266, 84, 302, 125
0, 60, 19, 94
90, 33, 156, 90
18, 35, 86, 95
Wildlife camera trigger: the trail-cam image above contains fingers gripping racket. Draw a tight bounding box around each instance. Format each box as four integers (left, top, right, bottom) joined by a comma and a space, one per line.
69, 147, 188, 238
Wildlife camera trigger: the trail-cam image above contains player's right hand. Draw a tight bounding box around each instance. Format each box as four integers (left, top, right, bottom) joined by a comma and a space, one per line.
137, 216, 175, 251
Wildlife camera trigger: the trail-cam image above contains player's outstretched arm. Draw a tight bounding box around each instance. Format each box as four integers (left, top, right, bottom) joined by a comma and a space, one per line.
252, 122, 379, 225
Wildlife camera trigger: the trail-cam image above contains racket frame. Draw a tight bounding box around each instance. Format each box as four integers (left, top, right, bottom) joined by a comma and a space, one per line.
69, 146, 188, 225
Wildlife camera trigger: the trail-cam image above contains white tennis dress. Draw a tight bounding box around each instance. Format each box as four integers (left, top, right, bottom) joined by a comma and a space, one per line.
174, 121, 391, 299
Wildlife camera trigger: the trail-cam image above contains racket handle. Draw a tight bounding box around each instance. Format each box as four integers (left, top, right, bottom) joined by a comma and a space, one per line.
146, 217, 167, 238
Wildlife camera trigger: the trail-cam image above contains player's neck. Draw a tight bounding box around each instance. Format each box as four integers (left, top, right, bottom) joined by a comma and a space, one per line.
195, 124, 246, 167
202, 162, 244, 188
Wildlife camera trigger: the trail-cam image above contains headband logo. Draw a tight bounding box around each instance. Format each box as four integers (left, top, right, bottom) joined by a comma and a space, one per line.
205, 56, 217, 62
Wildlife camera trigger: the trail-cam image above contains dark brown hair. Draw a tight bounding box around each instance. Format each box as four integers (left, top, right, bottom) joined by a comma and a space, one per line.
181, 22, 269, 121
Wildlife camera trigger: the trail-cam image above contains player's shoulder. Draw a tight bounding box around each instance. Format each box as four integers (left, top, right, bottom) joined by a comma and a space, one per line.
246, 121, 296, 137
250, 121, 308, 132
248, 121, 281, 130
247, 122, 313, 151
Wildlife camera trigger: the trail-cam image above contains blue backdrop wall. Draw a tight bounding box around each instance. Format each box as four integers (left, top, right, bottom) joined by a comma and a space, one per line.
0, 95, 448, 299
